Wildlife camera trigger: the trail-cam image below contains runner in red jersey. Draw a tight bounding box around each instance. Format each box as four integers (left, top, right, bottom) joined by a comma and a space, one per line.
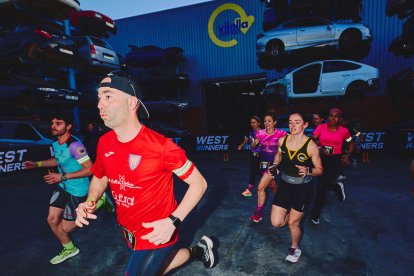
75, 71, 216, 275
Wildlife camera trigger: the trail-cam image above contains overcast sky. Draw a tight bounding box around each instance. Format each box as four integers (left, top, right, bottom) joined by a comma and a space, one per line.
80, 0, 214, 20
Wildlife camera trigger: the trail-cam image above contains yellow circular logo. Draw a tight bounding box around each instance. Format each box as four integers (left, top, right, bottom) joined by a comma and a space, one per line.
208, 3, 255, 48
77, 146, 86, 155
297, 153, 309, 162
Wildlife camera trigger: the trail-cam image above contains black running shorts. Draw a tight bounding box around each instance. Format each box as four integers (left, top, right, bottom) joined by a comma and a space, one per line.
272, 179, 313, 212
49, 186, 87, 221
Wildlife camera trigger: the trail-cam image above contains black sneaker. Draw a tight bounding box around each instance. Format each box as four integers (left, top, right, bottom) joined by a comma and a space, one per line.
196, 236, 215, 268
336, 182, 346, 202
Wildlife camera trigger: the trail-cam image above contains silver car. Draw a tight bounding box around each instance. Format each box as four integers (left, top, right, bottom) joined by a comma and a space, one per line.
73, 36, 120, 70
256, 17, 371, 57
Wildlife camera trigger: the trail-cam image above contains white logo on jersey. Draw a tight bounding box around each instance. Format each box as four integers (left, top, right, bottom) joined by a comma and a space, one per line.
105, 151, 115, 157
108, 175, 142, 190
128, 154, 141, 170
112, 191, 135, 207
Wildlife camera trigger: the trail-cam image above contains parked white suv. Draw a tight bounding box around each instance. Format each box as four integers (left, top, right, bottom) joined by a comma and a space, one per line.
264, 60, 380, 100
256, 17, 371, 57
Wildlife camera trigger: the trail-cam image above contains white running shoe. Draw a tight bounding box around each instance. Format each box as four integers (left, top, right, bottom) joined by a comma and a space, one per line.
286, 247, 301, 263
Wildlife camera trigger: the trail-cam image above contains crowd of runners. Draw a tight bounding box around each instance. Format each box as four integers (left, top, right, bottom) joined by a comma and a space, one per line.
16, 69, 412, 273
237, 107, 365, 262
23, 71, 217, 275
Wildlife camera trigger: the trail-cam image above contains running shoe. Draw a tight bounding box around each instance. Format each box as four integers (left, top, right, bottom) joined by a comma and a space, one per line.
351, 158, 358, 168
196, 236, 216, 268
50, 246, 79, 264
242, 189, 252, 197
285, 247, 301, 263
311, 218, 320, 225
250, 211, 263, 223
336, 182, 346, 202
337, 174, 347, 181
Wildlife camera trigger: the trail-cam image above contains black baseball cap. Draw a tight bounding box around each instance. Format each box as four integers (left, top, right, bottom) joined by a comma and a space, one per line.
99, 70, 150, 119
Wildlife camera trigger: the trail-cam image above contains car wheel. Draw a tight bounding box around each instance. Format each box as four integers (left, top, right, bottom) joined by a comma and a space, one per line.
345, 81, 368, 101
339, 30, 362, 51
25, 44, 42, 60
265, 40, 284, 57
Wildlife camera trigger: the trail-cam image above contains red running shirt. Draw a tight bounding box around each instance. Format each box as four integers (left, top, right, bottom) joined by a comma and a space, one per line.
92, 126, 194, 250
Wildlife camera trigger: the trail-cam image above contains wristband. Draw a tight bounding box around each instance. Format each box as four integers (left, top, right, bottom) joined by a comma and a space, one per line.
86, 198, 96, 205
36, 161, 43, 167
168, 215, 181, 228
306, 167, 312, 176
268, 163, 279, 177
61, 173, 68, 181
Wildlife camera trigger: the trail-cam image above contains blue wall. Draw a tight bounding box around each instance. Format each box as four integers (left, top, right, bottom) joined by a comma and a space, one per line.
109, 0, 414, 107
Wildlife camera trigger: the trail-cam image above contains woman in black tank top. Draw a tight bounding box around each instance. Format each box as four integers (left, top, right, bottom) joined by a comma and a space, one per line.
269, 112, 323, 263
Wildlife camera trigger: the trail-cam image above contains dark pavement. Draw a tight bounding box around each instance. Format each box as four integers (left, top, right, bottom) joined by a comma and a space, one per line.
1, 152, 414, 275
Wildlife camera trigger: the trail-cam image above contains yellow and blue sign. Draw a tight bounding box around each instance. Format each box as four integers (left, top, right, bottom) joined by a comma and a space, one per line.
208, 3, 255, 48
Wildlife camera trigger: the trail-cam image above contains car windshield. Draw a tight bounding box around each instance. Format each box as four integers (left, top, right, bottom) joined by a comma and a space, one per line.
91, 37, 111, 48
0, 122, 50, 140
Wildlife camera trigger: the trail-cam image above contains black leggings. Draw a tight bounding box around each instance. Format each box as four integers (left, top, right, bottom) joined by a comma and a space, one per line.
311, 154, 341, 219
248, 153, 261, 185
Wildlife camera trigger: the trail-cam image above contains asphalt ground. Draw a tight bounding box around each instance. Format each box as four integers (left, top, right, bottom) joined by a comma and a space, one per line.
1, 152, 414, 275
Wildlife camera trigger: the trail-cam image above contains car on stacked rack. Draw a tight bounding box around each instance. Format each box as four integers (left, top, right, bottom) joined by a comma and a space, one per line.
386, 67, 414, 97
0, 72, 81, 105
72, 36, 120, 70
256, 17, 371, 58
2, 0, 81, 19
0, 24, 79, 66
69, 10, 117, 38
386, 0, 414, 19
263, 59, 379, 101
0, 120, 53, 174
125, 45, 185, 67
389, 15, 414, 57
135, 69, 190, 89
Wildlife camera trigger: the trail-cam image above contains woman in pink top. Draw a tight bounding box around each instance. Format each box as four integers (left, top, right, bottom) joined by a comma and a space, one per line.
250, 111, 287, 223
310, 108, 354, 225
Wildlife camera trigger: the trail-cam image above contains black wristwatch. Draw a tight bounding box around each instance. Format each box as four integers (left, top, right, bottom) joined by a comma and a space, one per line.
61, 173, 68, 181
168, 215, 181, 228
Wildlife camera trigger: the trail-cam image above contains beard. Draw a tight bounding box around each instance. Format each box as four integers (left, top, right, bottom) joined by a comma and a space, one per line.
51, 128, 67, 137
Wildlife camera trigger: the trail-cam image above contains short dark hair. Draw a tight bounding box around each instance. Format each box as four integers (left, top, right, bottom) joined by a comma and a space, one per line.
51, 112, 74, 126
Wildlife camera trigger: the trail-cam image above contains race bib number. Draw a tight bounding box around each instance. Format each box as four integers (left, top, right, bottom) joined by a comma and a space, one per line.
260, 161, 269, 170
323, 145, 334, 155
122, 226, 136, 249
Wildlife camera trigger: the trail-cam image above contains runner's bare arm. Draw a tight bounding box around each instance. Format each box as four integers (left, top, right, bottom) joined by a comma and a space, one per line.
43, 159, 93, 185
75, 175, 108, 227
308, 140, 323, 176
23, 158, 58, 169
